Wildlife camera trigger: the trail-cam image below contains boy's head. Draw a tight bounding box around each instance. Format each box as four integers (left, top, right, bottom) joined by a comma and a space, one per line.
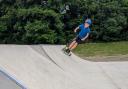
84, 19, 92, 28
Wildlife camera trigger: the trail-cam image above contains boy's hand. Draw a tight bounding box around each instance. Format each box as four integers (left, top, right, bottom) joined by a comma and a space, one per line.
74, 29, 77, 33
81, 33, 89, 41
74, 26, 79, 33
81, 38, 85, 41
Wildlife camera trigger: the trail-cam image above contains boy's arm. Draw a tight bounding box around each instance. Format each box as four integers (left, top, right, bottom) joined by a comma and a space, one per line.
74, 26, 79, 33
81, 33, 89, 41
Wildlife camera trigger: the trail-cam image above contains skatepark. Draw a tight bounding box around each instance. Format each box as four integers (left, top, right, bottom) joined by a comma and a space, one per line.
0, 45, 128, 89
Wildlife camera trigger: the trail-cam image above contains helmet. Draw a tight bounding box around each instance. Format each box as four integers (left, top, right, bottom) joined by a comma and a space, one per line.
85, 19, 92, 25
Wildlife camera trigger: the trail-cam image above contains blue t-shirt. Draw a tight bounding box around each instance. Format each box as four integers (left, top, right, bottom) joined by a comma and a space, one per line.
78, 24, 90, 39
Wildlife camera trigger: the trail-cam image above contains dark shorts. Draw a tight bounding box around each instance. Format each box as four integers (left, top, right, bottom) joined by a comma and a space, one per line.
75, 36, 82, 44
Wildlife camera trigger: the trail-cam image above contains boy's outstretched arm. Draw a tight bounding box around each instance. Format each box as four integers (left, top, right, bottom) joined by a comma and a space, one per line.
74, 26, 79, 33
81, 33, 89, 41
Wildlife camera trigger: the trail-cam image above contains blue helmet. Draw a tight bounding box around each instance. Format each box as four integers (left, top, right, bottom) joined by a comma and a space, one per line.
85, 19, 92, 25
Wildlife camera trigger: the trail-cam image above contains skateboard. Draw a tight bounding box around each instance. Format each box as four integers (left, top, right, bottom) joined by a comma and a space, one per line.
62, 47, 72, 56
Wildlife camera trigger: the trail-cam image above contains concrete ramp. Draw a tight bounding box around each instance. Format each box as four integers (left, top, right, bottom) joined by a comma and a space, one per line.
0, 69, 24, 89
0, 45, 128, 89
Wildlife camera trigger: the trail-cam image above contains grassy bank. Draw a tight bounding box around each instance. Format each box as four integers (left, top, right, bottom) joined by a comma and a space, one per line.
73, 41, 128, 57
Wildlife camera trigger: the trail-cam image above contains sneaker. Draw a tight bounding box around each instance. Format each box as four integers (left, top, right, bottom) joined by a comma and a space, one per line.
65, 48, 71, 53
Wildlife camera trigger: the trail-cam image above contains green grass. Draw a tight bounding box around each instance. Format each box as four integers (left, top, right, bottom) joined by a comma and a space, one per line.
73, 41, 128, 57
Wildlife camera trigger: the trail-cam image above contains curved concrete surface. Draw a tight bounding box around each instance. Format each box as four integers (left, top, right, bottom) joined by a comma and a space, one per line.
0, 70, 24, 89
0, 45, 128, 89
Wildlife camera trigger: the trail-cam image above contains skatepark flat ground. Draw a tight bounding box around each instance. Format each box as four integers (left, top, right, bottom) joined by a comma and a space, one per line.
0, 45, 128, 89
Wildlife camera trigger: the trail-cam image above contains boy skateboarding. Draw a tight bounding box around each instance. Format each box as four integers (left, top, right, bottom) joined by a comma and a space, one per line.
63, 18, 92, 56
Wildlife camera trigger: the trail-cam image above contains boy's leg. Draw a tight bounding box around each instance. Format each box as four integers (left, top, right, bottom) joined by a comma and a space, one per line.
65, 36, 81, 53
70, 42, 78, 50
68, 36, 81, 50
69, 36, 81, 50
68, 40, 77, 49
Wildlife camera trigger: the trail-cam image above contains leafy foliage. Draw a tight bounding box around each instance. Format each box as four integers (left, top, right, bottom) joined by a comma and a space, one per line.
0, 0, 128, 44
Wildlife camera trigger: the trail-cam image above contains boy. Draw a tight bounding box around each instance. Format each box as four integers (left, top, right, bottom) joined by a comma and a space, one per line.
63, 18, 92, 54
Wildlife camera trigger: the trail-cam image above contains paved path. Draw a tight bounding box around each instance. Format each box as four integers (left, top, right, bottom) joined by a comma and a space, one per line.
0, 45, 127, 89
